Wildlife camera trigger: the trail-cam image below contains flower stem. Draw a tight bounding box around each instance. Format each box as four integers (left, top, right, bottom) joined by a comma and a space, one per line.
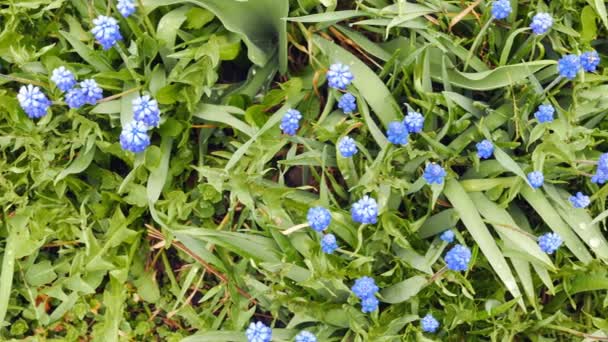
98, 86, 142, 103
543, 76, 563, 94
0, 74, 48, 88
281, 222, 309, 235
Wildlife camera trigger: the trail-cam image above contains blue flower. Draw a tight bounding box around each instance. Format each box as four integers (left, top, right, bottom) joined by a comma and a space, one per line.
120, 120, 150, 153
530, 12, 553, 35
491, 0, 511, 20
580, 50, 600, 72
476, 139, 494, 159
280, 108, 302, 136
17, 85, 51, 119
321, 234, 338, 254
534, 104, 555, 123
569, 192, 590, 209
338, 92, 357, 113
352, 276, 379, 299
91, 15, 123, 50
50, 66, 76, 92
527, 171, 544, 189
598, 153, 608, 170
440, 230, 455, 243
423, 163, 446, 185
133, 95, 161, 127
351, 195, 378, 224
445, 244, 471, 271
387, 121, 409, 145
327, 63, 354, 90
117, 0, 136, 18
80, 79, 103, 105
592, 169, 608, 184
558, 54, 581, 80
338, 136, 358, 158
421, 314, 440, 333
403, 111, 424, 133
246, 321, 272, 342
538, 232, 562, 254
307, 206, 331, 232
65, 88, 86, 109
295, 331, 317, 342
361, 295, 379, 313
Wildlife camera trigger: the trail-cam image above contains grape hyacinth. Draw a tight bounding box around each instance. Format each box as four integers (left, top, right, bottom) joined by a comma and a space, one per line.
321, 234, 338, 254
17, 85, 51, 119
307, 206, 331, 232
352, 276, 379, 299
117, 0, 136, 18
80, 79, 103, 105
421, 314, 440, 333
50, 66, 76, 92
491, 0, 512, 20
592, 153, 608, 184
387, 121, 409, 145
338, 92, 357, 113
351, 195, 379, 224
538, 232, 562, 254
326, 63, 354, 90
445, 244, 471, 271
65, 88, 86, 109
476, 139, 494, 159
534, 104, 555, 123
440, 230, 455, 243
295, 331, 317, 342
246, 321, 272, 342
580, 50, 600, 72
361, 295, 379, 313
133, 95, 161, 127
527, 171, 544, 189
569, 192, 590, 208
338, 136, 358, 158
91, 15, 123, 50
530, 13, 553, 35
120, 120, 150, 153
280, 108, 302, 135
558, 54, 581, 80
403, 111, 424, 133
423, 163, 446, 185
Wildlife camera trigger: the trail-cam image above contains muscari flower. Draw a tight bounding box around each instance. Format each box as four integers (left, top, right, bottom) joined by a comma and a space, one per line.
361, 295, 379, 313
530, 12, 553, 35
580, 50, 600, 72
558, 54, 581, 80
351, 276, 379, 299
403, 111, 424, 133
387, 121, 409, 145
65, 88, 86, 109
117, 0, 136, 18
321, 234, 338, 254
295, 331, 317, 342
351, 195, 378, 224
80, 79, 103, 105
491, 0, 511, 20
246, 321, 272, 342
120, 120, 150, 153
476, 139, 494, 159
307, 206, 331, 232
592, 169, 608, 184
91, 15, 123, 50
538, 232, 562, 254
50, 66, 76, 92
421, 314, 440, 333
534, 104, 555, 123
327, 63, 354, 90
133, 95, 161, 127
338, 92, 357, 114
338, 136, 358, 158
280, 108, 302, 136
423, 163, 446, 185
17, 85, 51, 119
598, 153, 608, 170
527, 171, 544, 189
569, 192, 590, 209
440, 230, 455, 243
445, 244, 471, 271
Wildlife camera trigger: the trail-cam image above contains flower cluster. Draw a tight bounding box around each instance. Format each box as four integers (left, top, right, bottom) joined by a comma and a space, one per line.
592, 153, 608, 184
445, 244, 472, 271
280, 108, 302, 136
117, 0, 136, 18
352, 276, 379, 313
387, 121, 409, 145
91, 15, 123, 50
246, 321, 272, 342
534, 104, 555, 123
580, 50, 600, 72
50, 67, 76, 92
557, 51, 600, 80
120, 94, 161, 153
133, 95, 161, 127
530, 13, 553, 35
403, 111, 424, 133
338, 136, 358, 158
307, 206, 332, 231
538, 232, 562, 254
351, 196, 379, 224
440, 230, 455, 243
476, 139, 494, 159
17, 85, 52, 119
338, 92, 357, 113
421, 314, 440, 333
527, 171, 544, 189
491, 0, 511, 20
569, 192, 590, 209
295, 331, 317, 342
327, 63, 354, 90
423, 163, 447, 185
321, 233, 338, 254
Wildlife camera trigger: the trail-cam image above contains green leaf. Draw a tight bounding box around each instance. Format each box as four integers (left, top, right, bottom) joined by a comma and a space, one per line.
593, 0, 608, 30
147, 136, 173, 203
157, 5, 191, 68
58, 31, 112, 72
54, 135, 96, 184
0, 231, 16, 327
380, 275, 427, 304
287, 10, 368, 23
492, 147, 530, 187
25, 260, 57, 286
193, 103, 255, 137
